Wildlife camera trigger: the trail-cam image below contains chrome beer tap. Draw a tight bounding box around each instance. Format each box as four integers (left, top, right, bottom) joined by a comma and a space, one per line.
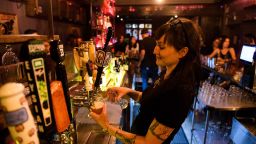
72, 27, 113, 109
72, 40, 96, 108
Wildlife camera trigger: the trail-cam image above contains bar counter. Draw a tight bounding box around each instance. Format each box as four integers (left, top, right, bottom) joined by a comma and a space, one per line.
190, 64, 256, 144
69, 59, 128, 144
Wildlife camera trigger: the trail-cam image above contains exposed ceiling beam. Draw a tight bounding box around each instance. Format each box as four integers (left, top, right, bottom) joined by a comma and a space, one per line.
90, 0, 223, 6
115, 4, 223, 17
115, 0, 218, 5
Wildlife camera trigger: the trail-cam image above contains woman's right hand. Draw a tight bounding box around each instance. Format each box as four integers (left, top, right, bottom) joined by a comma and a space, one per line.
106, 87, 131, 103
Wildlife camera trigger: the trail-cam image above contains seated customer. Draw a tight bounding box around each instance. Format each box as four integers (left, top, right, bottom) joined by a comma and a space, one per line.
126, 36, 140, 88
208, 36, 236, 65
114, 35, 128, 56
212, 36, 221, 51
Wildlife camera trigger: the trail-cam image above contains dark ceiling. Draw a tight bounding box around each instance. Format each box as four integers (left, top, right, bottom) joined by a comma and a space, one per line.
116, 0, 230, 17
82, 0, 233, 20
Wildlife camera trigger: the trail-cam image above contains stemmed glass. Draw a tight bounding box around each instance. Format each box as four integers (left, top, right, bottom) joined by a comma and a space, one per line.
95, 89, 128, 110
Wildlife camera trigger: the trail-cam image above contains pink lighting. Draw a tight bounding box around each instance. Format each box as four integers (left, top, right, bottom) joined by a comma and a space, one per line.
129, 6, 136, 12
175, 5, 204, 11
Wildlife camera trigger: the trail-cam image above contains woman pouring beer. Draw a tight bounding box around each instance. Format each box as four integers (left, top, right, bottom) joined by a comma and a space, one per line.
90, 17, 202, 144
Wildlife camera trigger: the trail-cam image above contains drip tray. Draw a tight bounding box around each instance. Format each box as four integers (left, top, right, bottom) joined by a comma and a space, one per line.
77, 124, 116, 144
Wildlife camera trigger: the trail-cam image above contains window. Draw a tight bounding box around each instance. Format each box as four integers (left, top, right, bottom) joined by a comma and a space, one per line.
125, 23, 152, 40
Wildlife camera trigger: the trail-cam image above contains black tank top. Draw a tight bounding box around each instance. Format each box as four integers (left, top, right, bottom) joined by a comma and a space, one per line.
219, 49, 231, 59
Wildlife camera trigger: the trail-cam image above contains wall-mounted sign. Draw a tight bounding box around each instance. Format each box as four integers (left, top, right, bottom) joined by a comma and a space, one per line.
0, 13, 19, 35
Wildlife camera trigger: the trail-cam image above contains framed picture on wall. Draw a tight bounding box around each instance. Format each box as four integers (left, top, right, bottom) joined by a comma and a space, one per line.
0, 12, 19, 35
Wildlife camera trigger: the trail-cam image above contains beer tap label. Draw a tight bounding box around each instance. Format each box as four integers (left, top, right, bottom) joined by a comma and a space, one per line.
58, 44, 65, 58
4, 108, 28, 126
95, 50, 106, 67
103, 52, 112, 66
32, 58, 52, 127
28, 42, 45, 53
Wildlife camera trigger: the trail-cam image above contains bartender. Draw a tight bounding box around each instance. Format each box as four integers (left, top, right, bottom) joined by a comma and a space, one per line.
89, 17, 202, 144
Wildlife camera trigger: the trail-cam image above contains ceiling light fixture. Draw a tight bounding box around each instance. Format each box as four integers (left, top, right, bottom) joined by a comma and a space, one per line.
156, 0, 164, 4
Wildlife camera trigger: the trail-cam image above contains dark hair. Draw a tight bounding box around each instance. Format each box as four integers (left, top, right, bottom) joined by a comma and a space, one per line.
219, 35, 233, 49
155, 17, 202, 91
24, 29, 38, 34
244, 33, 256, 45
155, 18, 201, 62
129, 36, 138, 49
141, 28, 149, 34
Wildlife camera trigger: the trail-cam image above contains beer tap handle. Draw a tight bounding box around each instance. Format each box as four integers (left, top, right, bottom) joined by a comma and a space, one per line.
73, 48, 81, 71
86, 63, 92, 76
50, 40, 72, 120
88, 41, 96, 63
94, 27, 113, 89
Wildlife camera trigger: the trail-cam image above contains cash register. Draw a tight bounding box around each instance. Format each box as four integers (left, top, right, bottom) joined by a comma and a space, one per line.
239, 44, 256, 89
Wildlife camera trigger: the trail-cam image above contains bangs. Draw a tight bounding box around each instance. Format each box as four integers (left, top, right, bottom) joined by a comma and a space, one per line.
155, 23, 187, 51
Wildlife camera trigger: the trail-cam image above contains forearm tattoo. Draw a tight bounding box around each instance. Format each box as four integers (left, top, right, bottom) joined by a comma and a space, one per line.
115, 130, 136, 144
149, 120, 171, 141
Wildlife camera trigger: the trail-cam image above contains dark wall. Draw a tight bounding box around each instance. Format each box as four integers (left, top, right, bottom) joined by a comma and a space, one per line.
200, 16, 222, 47
0, 0, 88, 50
114, 15, 221, 47
222, 1, 256, 57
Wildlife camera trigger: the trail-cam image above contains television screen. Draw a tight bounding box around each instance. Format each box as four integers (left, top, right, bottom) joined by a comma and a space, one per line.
240, 45, 256, 63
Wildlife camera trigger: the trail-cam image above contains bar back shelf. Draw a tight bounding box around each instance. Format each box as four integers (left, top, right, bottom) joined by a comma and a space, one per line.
0, 35, 59, 44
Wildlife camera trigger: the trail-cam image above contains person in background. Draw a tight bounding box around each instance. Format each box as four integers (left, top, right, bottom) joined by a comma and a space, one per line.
77, 36, 83, 46
115, 35, 128, 56
89, 17, 202, 144
212, 36, 221, 51
126, 36, 140, 88
138, 28, 158, 91
243, 33, 256, 62
243, 33, 256, 66
24, 29, 38, 35
201, 36, 221, 57
19, 29, 39, 61
124, 34, 131, 45
44, 40, 56, 81
44, 41, 51, 55
243, 33, 256, 45
65, 34, 78, 51
208, 36, 236, 65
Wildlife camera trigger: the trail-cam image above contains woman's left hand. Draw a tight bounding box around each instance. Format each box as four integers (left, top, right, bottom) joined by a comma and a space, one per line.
89, 103, 109, 129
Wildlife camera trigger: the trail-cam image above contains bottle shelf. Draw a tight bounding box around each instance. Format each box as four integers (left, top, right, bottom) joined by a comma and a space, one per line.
0, 35, 59, 44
